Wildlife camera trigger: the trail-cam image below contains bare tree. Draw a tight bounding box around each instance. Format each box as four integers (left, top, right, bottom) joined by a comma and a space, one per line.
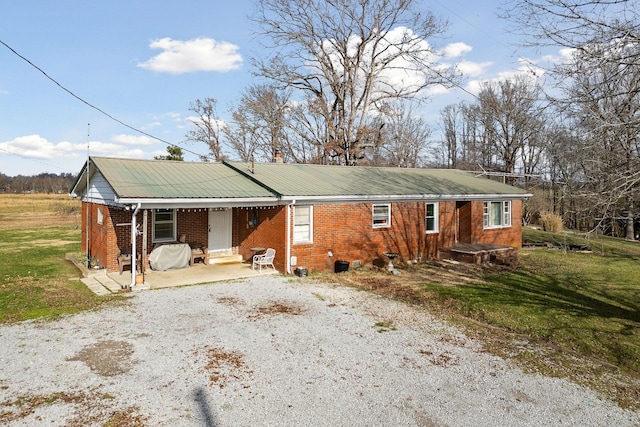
439, 104, 463, 168
374, 102, 431, 167
252, 0, 458, 165
186, 98, 224, 161
564, 41, 640, 238
478, 78, 546, 179
503, 0, 640, 63
503, 0, 640, 237
224, 85, 292, 162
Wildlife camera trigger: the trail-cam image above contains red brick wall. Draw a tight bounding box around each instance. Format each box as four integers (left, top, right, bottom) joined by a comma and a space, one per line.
84, 199, 523, 274
286, 200, 523, 273
81, 202, 118, 270
176, 209, 208, 249
85, 204, 214, 273
234, 206, 287, 271
289, 202, 440, 272
478, 199, 523, 248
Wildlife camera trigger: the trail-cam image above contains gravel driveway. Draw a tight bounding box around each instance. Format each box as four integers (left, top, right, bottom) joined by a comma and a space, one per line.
1, 275, 638, 426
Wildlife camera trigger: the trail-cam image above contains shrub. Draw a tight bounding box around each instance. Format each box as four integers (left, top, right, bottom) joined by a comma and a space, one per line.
539, 211, 563, 232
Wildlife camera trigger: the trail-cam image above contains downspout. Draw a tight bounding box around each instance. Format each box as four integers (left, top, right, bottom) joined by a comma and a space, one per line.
286, 201, 295, 274
129, 202, 141, 289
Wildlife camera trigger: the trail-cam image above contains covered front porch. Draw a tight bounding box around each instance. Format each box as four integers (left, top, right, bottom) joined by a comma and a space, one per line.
80, 261, 278, 295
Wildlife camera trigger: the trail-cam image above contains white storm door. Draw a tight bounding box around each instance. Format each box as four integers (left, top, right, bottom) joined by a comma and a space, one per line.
208, 209, 232, 253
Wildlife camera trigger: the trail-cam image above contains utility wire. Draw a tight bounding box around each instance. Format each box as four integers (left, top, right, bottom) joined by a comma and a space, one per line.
0, 38, 212, 161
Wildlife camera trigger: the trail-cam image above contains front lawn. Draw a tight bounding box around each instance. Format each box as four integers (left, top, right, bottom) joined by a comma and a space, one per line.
0, 194, 119, 323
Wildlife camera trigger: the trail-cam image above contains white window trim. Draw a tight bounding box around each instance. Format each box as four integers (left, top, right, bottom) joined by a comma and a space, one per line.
425, 202, 439, 234
153, 208, 177, 242
372, 203, 391, 228
483, 201, 512, 229
293, 205, 313, 244
97, 207, 104, 225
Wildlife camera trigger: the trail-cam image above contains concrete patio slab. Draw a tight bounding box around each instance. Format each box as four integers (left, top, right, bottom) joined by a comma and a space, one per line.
81, 262, 278, 295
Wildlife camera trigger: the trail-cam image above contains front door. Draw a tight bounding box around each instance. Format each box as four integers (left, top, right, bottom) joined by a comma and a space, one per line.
456, 201, 472, 244
208, 209, 232, 254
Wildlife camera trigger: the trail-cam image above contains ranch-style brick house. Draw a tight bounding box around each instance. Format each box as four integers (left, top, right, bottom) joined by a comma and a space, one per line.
70, 156, 530, 276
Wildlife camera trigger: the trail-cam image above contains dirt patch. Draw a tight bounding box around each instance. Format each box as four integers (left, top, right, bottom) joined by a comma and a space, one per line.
247, 301, 304, 320
0, 390, 147, 426
419, 349, 460, 367
216, 296, 243, 306
67, 340, 136, 376
195, 346, 253, 388
331, 260, 490, 297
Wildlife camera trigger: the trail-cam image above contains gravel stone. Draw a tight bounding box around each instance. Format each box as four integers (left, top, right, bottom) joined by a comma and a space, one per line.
0, 275, 638, 426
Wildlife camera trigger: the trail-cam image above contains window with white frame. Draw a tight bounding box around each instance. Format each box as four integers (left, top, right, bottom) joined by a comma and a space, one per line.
97, 207, 104, 225
425, 202, 439, 233
153, 208, 176, 242
372, 204, 391, 228
294, 205, 313, 243
483, 201, 511, 228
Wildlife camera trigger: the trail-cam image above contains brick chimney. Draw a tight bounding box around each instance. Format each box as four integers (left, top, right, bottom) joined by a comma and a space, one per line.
273, 149, 283, 163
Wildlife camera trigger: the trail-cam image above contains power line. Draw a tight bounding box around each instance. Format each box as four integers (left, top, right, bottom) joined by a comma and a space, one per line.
0, 38, 211, 162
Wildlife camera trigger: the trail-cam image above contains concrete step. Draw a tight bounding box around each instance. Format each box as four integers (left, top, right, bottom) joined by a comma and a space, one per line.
80, 277, 113, 296
80, 272, 132, 295
209, 254, 244, 265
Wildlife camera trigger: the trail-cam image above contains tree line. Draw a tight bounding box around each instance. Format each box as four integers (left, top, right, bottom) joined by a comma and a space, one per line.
179, 0, 640, 238
0, 172, 76, 194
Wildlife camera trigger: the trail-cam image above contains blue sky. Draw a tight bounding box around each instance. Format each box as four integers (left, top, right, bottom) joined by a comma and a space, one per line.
0, 0, 557, 177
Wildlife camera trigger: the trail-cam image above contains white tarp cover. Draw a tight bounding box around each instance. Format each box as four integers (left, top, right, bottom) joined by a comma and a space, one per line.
149, 243, 191, 271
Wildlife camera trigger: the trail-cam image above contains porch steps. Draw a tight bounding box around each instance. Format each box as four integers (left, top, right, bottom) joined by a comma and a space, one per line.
80, 274, 122, 295
208, 254, 244, 265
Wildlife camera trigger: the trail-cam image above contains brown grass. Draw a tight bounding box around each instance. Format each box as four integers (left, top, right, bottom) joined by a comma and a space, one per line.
0, 194, 81, 229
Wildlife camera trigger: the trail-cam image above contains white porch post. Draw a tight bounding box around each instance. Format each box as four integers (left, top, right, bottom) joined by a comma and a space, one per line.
129, 203, 141, 289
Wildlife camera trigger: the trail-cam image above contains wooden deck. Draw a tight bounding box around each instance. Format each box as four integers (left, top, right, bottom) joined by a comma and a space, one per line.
442, 243, 518, 265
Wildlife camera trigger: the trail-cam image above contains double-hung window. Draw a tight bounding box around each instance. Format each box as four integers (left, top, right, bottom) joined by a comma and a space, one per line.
483, 201, 511, 228
425, 202, 439, 233
153, 208, 176, 242
372, 204, 391, 228
294, 205, 313, 243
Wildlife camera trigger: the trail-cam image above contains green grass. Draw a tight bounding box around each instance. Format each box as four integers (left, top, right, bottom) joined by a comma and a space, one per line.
415, 228, 640, 406
0, 194, 119, 323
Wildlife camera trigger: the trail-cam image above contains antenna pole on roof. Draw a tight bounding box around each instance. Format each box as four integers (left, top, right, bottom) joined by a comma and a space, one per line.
85, 123, 90, 267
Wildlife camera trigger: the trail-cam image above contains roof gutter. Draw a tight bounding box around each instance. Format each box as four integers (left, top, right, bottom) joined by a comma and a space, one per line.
279, 193, 532, 204
116, 197, 281, 209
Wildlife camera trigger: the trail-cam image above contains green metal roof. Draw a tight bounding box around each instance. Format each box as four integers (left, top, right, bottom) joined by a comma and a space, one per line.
224, 161, 529, 200
71, 157, 529, 206
76, 157, 276, 199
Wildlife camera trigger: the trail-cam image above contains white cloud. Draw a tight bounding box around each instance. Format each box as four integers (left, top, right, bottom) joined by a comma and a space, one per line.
111, 134, 156, 146
186, 115, 227, 130
117, 148, 147, 158
441, 42, 472, 58
141, 112, 184, 131
0, 134, 165, 164
86, 141, 130, 154
456, 60, 493, 77
464, 65, 544, 96
138, 37, 243, 74
0, 135, 84, 159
